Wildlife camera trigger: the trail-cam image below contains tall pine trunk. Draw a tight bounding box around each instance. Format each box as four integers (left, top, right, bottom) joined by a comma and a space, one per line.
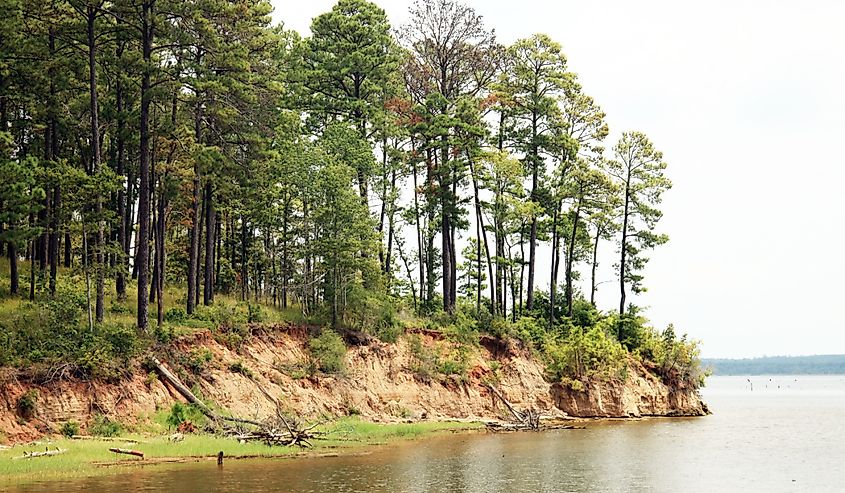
526, 115, 539, 311
87, 4, 105, 323
565, 195, 583, 317
186, 86, 202, 315
136, 0, 155, 332
115, 35, 127, 300
549, 202, 559, 325
619, 175, 631, 315
203, 182, 214, 306
590, 223, 601, 306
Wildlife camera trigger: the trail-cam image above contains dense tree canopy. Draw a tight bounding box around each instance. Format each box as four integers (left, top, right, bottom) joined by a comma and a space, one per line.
0, 0, 673, 336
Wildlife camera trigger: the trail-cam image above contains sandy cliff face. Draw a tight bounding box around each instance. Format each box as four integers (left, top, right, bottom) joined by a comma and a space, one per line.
0, 326, 707, 443
551, 360, 709, 418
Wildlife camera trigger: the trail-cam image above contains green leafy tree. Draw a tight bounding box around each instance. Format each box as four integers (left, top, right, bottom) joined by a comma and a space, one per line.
401, 0, 498, 313
303, 0, 399, 201
0, 134, 44, 295
608, 132, 672, 314
312, 135, 380, 328
497, 34, 573, 312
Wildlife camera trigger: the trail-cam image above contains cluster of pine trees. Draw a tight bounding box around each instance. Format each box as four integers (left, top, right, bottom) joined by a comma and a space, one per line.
0, 0, 672, 332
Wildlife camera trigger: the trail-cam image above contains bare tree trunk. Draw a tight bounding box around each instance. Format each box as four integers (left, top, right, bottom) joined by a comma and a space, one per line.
385, 167, 397, 285
619, 176, 631, 315
87, 3, 105, 324
64, 232, 72, 268
549, 203, 559, 325
136, 0, 155, 332
240, 215, 247, 302
590, 223, 602, 307
282, 201, 289, 308
195, 187, 204, 308
155, 177, 167, 328
203, 182, 215, 306
565, 197, 583, 317
526, 115, 539, 311
467, 155, 495, 314
115, 39, 127, 300
9, 244, 18, 295
186, 99, 201, 314
411, 145, 425, 305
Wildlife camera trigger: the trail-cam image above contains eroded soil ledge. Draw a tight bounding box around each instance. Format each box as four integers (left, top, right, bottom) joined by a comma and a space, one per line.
0, 324, 708, 443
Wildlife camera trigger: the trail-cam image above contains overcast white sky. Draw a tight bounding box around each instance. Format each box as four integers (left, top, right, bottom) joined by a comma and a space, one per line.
270, 0, 845, 358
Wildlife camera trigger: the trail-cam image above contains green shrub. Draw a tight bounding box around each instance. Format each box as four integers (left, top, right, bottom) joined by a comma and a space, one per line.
545, 322, 627, 383
560, 376, 585, 392
247, 303, 264, 323
186, 348, 213, 374
60, 421, 80, 438
165, 307, 187, 323
89, 414, 122, 437
612, 308, 649, 351
16, 390, 38, 420
344, 287, 400, 341
75, 323, 140, 380
214, 323, 250, 350
0, 287, 148, 380
215, 258, 237, 295
109, 300, 130, 314
154, 322, 175, 344
570, 299, 601, 328
229, 360, 254, 378
165, 402, 206, 429
100, 323, 140, 358
636, 323, 707, 388
309, 329, 346, 374
438, 348, 470, 380
443, 310, 479, 346
407, 334, 438, 380
487, 318, 515, 340
514, 316, 547, 350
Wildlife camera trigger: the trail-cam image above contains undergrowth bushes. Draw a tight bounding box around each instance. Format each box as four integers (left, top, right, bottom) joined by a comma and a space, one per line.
0, 291, 141, 380
308, 329, 346, 374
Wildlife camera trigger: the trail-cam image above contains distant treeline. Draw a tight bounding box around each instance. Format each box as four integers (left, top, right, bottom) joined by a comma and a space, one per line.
703, 355, 845, 375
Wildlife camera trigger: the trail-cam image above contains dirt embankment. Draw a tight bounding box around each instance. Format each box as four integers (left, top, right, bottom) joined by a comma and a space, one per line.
0, 325, 708, 443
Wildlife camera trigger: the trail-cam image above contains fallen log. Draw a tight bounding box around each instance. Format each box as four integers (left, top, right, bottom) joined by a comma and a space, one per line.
13, 448, 66, 460
486, 383, 540, 431
150, 356, 331, 448
150, 357, 262, 427
109, 448, 144, 459
72, 435, 140, 444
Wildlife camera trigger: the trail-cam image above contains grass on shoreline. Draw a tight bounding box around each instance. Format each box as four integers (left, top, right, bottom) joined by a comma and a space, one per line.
0, 418, 482, 485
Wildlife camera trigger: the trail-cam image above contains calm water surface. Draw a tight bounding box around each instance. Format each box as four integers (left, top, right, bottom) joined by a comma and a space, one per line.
8, 375, 845, 492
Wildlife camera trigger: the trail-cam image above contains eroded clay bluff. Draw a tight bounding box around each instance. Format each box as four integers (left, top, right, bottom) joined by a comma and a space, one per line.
0, 325, 708, 443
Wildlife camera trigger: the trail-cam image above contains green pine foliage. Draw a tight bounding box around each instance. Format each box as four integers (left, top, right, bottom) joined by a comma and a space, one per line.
0, 0, 700, 390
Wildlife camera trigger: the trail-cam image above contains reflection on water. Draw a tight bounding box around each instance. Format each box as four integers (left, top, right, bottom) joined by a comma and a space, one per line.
8, 375, 845, 492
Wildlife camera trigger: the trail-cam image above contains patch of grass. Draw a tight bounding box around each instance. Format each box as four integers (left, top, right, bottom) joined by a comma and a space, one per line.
0, 419, 481, 485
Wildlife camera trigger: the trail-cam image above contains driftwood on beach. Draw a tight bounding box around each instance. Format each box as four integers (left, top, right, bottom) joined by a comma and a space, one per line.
109, 448, 144, 459
71, 435, 141, 444
13, 448, 67, 459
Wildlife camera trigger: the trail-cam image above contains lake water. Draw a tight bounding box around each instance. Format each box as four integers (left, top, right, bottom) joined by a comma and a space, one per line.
7, 375, 845, 492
